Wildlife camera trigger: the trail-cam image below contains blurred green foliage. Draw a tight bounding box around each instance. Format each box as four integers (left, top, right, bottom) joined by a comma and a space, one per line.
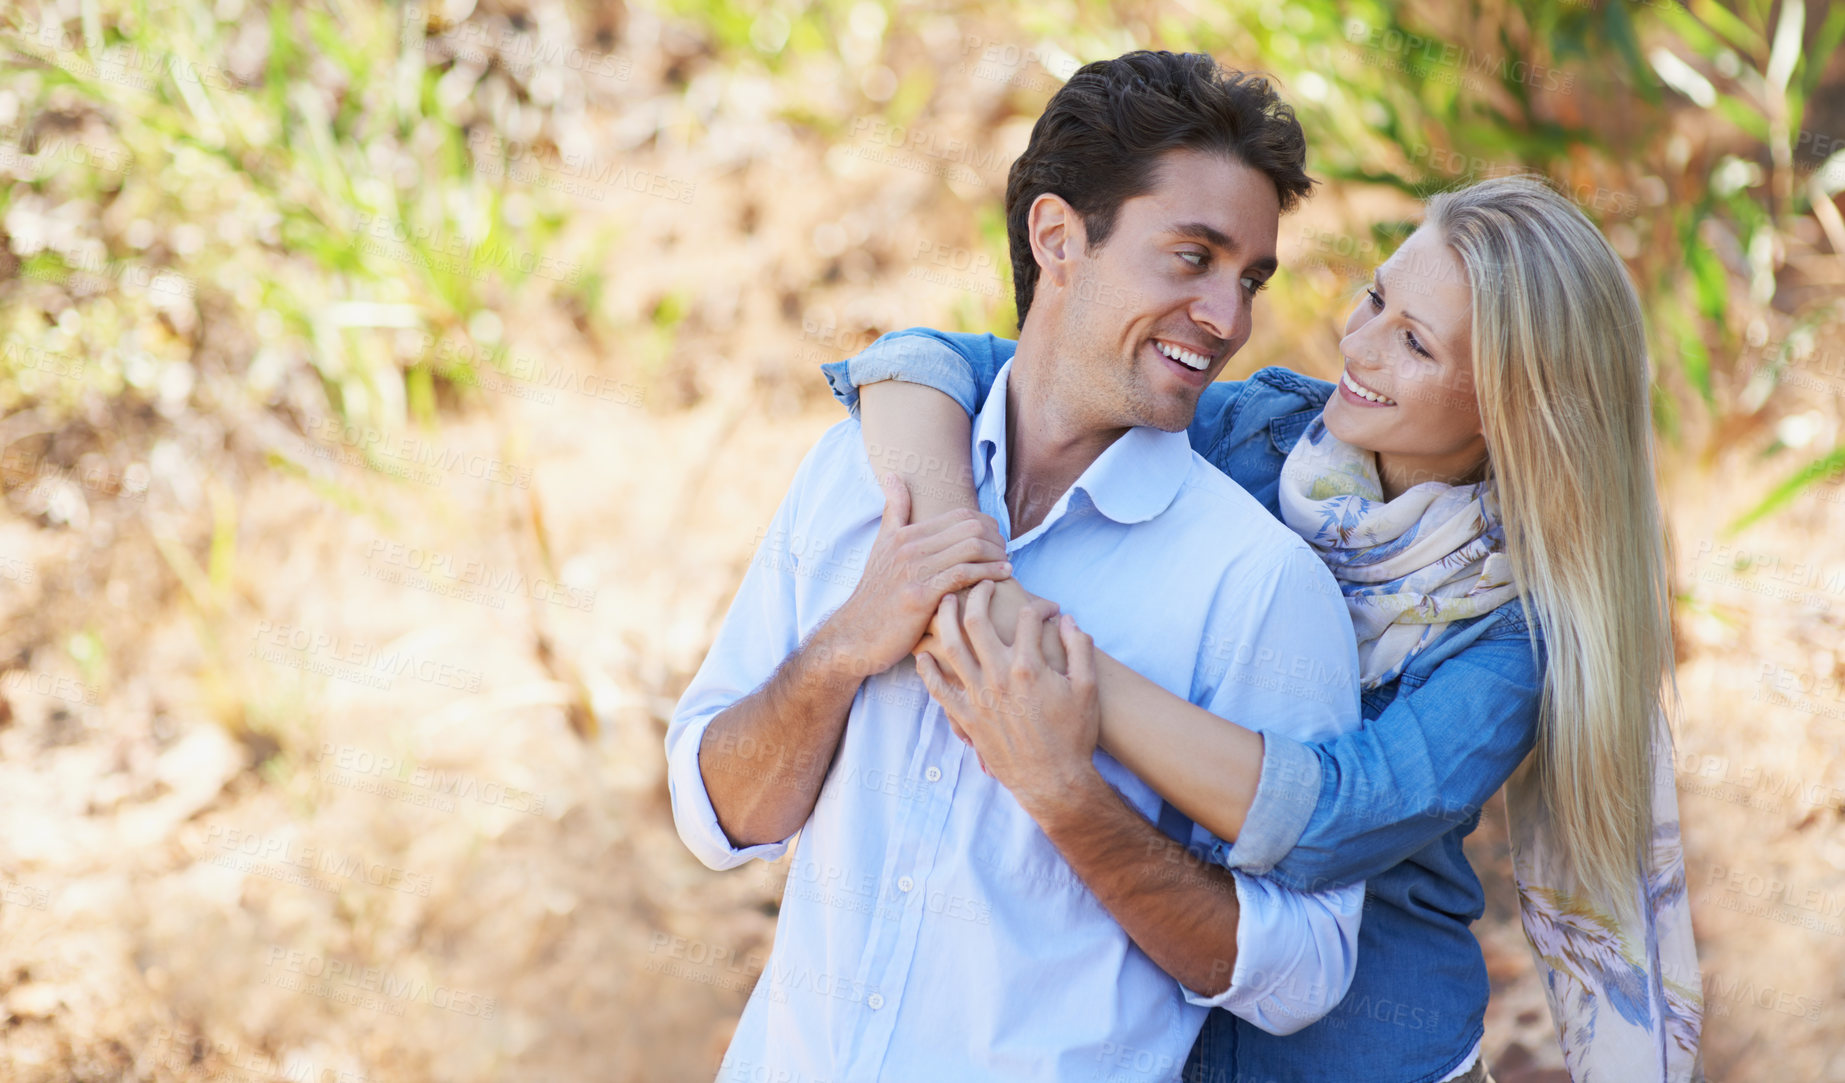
2, 0, 1843, 528
2, 0, 586, 437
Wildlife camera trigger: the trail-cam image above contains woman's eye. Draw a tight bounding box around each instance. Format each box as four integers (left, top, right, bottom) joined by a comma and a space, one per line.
1242, 275, 1268, 295
1366, 287, 1384, 311
1405, 330, 1432, 359
1180, 251, 1208, 268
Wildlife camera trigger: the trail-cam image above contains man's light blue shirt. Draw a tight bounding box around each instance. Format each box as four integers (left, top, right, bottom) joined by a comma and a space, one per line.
667, 360, 1365, 1082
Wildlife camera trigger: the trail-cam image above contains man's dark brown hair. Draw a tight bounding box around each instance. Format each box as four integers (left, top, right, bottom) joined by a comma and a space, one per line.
1005, 50, 1314, 324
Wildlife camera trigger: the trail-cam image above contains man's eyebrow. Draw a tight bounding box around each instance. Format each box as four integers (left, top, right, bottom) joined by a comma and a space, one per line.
1169, 221, 1279, 274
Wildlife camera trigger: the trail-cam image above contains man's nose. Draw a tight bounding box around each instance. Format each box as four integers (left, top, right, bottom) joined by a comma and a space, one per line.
1189, 282, 1249, 347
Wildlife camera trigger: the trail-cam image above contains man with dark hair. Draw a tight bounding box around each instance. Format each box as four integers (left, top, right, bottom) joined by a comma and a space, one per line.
1005, 50, 1314, 326
669, 51, 1361, 1079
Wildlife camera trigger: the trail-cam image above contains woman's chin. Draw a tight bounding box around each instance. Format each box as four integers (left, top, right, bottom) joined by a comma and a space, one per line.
1320, 400, 1368, 447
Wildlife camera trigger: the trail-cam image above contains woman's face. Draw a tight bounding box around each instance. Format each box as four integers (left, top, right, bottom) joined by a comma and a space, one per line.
1321, 225, 1489, 495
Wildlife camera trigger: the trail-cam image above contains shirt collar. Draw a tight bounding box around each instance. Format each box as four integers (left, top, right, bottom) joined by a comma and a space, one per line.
971, 359, 1196, 528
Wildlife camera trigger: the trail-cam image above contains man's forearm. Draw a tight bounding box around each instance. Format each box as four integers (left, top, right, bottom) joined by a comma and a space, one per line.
1032, 770, 1241, 996
698, 622, 867, 848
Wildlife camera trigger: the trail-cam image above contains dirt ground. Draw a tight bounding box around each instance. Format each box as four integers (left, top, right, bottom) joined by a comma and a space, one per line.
2, 14, 1843, 1083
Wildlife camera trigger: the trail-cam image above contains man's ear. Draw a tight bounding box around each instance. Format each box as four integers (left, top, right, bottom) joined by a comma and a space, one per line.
1027, 193, 1085, 294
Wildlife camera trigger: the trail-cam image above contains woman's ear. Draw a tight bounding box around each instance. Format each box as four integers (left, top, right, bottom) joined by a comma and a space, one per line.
1027, 193, 1084, 293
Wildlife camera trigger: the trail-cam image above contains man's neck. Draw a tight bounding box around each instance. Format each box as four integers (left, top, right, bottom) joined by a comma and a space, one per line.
1003, 335, 1130, 537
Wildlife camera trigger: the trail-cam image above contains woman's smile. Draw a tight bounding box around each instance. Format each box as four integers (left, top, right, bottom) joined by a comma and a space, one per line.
1338, 367, 1397, 407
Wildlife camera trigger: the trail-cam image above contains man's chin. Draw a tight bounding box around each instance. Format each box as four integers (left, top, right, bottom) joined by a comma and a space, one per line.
1114, 380, 1200, 432
1138, 393, 1200, 433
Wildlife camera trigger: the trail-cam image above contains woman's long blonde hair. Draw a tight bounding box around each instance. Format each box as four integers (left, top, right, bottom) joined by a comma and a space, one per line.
1426, 175, 1673, 912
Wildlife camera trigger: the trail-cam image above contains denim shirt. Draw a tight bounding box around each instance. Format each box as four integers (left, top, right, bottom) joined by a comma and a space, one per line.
823, 329, 1548, 1083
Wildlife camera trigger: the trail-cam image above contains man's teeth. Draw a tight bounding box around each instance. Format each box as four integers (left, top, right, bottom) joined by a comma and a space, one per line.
1155, 341, 1210, 371
1342, 370, 1397, 405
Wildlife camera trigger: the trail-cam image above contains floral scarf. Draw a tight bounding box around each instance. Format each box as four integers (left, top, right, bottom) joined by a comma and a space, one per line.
1279, 417, 1704, 1081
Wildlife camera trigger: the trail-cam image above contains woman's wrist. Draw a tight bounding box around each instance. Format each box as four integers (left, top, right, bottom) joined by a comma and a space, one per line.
983, 577, 1069, 672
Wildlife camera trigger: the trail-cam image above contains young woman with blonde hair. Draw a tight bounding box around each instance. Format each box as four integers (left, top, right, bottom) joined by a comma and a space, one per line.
820, 175, 1702, 1082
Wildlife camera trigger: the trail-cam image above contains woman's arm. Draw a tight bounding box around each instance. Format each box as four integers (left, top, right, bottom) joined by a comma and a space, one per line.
859, 381, 1269, 840
859, 379, 1074, 673
834, 334, 1544, 890
858, 379, 977, 521
1253, 627, 1545, 891
837, 328, 1275, 841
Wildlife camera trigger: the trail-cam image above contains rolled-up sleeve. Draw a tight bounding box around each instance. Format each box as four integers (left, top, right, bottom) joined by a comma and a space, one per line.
1238, 626, 1545, 893
1217, 732, 1321, 875
1178, 870, 1363, 1035
1189, 543, 1364, 1033
664, 466, 815, 871
819, 329, 1012, 418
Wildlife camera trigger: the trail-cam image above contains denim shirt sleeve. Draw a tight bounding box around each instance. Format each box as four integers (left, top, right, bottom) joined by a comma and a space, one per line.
818, 328, 1014, 418
1226, 617, 1547, 891
820, 330, 1254, 471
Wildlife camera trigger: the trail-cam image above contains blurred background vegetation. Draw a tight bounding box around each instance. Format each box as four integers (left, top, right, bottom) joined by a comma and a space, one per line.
0, 0, 1841, 1080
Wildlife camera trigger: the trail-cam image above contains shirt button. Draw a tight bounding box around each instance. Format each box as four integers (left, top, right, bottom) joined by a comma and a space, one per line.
925, 766, 942, 782
897, 876, 914, 893
867, 993, 885, 1010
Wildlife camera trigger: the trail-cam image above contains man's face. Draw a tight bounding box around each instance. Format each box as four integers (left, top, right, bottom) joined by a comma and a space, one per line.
1043, 148, 1281, 433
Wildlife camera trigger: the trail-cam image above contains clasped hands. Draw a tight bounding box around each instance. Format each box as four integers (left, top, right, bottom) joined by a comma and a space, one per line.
828, 474, 1101, 814
914, 577, 1102, 815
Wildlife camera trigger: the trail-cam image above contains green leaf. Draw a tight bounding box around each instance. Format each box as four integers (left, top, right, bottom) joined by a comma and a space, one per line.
1604, 0, 1660, 104
1727, 446, 1845, 533
1795, 4, 1845, 129
1689, 0, 1767, 55
1713, 94, 1772, 141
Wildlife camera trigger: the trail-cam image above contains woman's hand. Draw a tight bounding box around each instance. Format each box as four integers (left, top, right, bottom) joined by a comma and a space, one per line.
914, 580, 1100, 816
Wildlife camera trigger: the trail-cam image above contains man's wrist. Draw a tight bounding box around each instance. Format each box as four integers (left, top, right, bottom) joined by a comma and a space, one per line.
799, 618, 882, 696
1019, 761, 1109, 831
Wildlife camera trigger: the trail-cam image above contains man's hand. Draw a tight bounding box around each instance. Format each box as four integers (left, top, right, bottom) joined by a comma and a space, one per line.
914, 580, 1101, 816
826, 474, 1012, 678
